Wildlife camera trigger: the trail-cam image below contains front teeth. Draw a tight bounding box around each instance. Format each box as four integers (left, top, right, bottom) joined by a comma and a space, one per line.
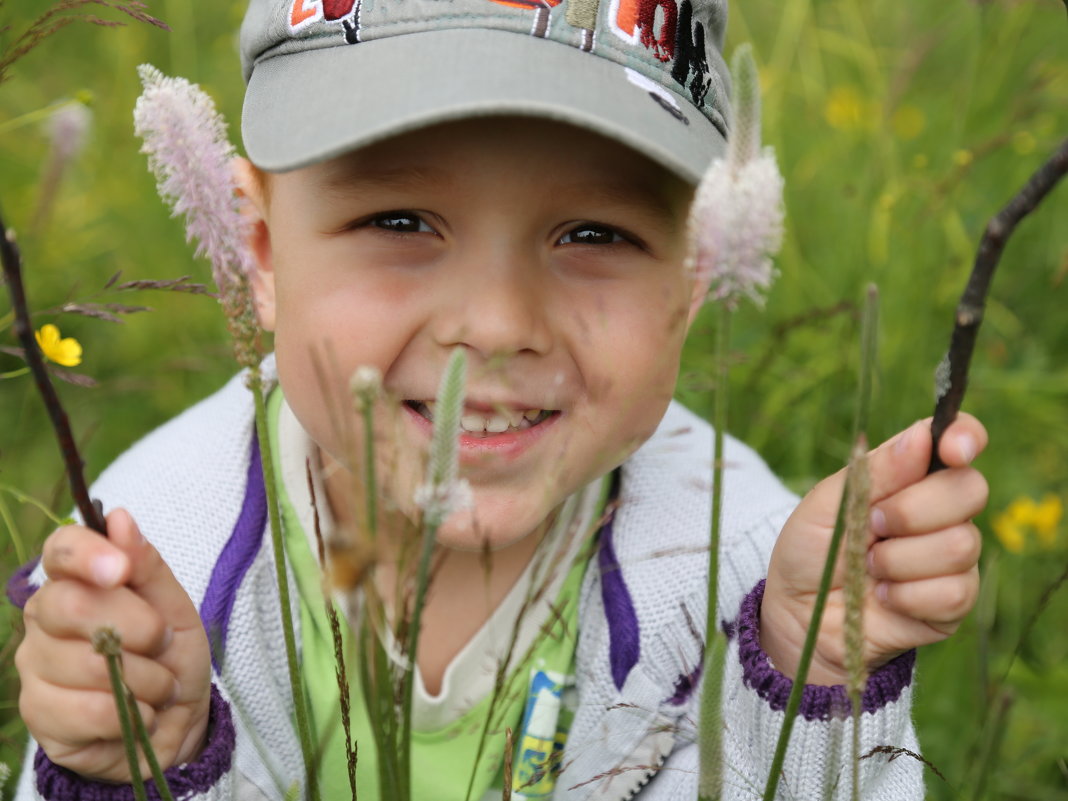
460, 408, 546, 433
411, 401, 549, 433
463, 413, 510, 434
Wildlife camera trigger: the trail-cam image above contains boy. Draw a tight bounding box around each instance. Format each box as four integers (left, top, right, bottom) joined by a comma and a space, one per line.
10, 0, 989, 798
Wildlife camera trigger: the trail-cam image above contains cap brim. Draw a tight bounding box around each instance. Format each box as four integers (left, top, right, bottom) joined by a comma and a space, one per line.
242, 28, 724, 184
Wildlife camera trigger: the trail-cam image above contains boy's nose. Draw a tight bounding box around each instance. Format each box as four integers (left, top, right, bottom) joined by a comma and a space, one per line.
432, 255, 553, 361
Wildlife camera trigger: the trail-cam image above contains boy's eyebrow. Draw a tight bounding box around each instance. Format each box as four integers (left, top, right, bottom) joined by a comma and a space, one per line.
317, 161, 687, 231
560, 180, 687, 233
318, 162, 451, 198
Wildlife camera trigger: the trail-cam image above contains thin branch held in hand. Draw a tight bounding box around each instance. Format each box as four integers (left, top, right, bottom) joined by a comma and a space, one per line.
0, 207, 105, 533
930, 137, 1068, 471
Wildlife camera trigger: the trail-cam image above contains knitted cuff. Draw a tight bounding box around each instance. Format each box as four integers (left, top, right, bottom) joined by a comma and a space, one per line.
34, 684, 235, 801
737, 579, 916, 721
5, 556, 40, 610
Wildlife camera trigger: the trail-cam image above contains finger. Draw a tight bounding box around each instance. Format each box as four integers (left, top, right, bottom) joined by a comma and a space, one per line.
41, 524, 131, 589
20, 636, 179, 710
875, 565, 979, 625
871, 467, 988, 538
865, 413, 987, 503
868, 524, 982, 582
935, 413, 989, 470
106, 509, 203, 635
24, 580, 171, 656
19, 677, 157, 746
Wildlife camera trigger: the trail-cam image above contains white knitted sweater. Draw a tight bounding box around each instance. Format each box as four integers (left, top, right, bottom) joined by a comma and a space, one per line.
13, 364, 924, 800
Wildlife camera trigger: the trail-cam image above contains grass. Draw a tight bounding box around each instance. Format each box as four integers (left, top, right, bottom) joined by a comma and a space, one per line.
1, 0, 1067, 797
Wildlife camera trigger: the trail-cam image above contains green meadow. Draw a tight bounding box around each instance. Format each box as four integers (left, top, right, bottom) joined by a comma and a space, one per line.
1, 0, 1066, 797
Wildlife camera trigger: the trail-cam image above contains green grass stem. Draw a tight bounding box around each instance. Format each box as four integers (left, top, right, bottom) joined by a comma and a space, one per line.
307, 463, 357, 801
402, 348, 466, 800
123, 684, 177, 801
762, 287, 878, 800
92, 629, 148, 801
0, 491, 26, 564
361, 399, 378, 544
250, 372, 320, 801
698, 307, 731, 801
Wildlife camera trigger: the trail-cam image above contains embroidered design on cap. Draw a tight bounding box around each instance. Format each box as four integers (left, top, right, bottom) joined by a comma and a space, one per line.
288, 0, 362, 43
283, 0, 713, 111
487, 0, 564, 39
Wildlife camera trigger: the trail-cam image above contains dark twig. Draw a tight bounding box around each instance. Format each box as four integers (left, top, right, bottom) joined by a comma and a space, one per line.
929, 137, 1068, 472
0, 206, 106, 533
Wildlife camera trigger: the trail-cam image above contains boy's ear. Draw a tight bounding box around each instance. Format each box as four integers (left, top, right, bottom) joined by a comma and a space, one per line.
685, 263, 711, 330
233, 157, 277, 332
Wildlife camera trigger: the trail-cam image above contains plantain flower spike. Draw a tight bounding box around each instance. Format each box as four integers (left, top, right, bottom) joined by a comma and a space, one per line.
414, 349, 472, 527
133, 64, 261, 370
689, 44, 785, 308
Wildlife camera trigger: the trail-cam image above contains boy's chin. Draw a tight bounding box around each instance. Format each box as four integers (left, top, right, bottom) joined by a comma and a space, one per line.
432, 509, 541, 553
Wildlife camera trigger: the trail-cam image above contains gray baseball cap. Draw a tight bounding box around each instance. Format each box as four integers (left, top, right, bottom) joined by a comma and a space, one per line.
240, 0, 730, 184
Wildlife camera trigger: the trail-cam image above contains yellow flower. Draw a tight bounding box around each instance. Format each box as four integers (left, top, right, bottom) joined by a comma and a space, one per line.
891, 105, 926, 141
1033, 494, 1063, 549
824, 86, 871, 132
993, 494, 1063, 553
34, 323, 83, 367
992, 512, 1025, 554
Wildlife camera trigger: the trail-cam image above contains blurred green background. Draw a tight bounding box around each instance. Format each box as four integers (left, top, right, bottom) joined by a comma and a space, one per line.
1, 0, 1066, 797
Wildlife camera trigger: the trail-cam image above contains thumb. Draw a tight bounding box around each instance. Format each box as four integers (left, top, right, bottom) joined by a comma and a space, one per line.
865, 421, 934, 504
106, 508, 201, 631
793, 424, 931, 529
867, 414, 987, 504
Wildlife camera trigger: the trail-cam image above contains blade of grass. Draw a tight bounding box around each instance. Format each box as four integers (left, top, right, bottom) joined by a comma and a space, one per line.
306, 460, 358, 801
762, 285, 878, 801
698, 306, 731, 801
91, 627, 148, 801
248, 371, 319, 801
123, 686, 177, 801
404, 348, 467, 799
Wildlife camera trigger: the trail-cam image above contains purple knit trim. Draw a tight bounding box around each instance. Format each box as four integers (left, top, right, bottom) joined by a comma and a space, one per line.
737, 579, 917, 721
666, 660, 703, 706
5, 556, 41, 609
34, 683, 235, 800
199, 433, 267, 672
598, 511, 640, 691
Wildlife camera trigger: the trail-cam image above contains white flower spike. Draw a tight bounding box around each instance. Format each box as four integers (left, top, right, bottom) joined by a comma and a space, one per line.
689, 44, 785, 309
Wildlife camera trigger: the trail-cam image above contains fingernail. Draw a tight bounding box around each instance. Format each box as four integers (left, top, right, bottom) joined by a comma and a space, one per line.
160, 626, 174, 652
875, 582, 889, 605
870, 507, 888, 538
866, 549, 876, 573
958, 434, 977, 464
90, 554, 124, 587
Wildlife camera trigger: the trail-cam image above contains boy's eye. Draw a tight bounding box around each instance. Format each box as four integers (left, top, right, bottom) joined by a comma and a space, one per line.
370, 212, 434, 234
558, 224, 626, 246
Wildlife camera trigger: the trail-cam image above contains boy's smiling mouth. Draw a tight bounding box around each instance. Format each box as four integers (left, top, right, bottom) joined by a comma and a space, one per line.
403, 400, 557, 438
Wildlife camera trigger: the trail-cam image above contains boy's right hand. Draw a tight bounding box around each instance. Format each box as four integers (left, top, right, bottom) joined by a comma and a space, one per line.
16, 508, 211, 781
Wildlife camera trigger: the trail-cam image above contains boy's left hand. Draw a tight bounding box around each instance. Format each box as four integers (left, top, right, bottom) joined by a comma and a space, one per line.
760, 414, 988, 685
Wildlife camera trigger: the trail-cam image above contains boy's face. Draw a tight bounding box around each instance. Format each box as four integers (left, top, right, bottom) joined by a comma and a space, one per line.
244, 117, 703, 550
